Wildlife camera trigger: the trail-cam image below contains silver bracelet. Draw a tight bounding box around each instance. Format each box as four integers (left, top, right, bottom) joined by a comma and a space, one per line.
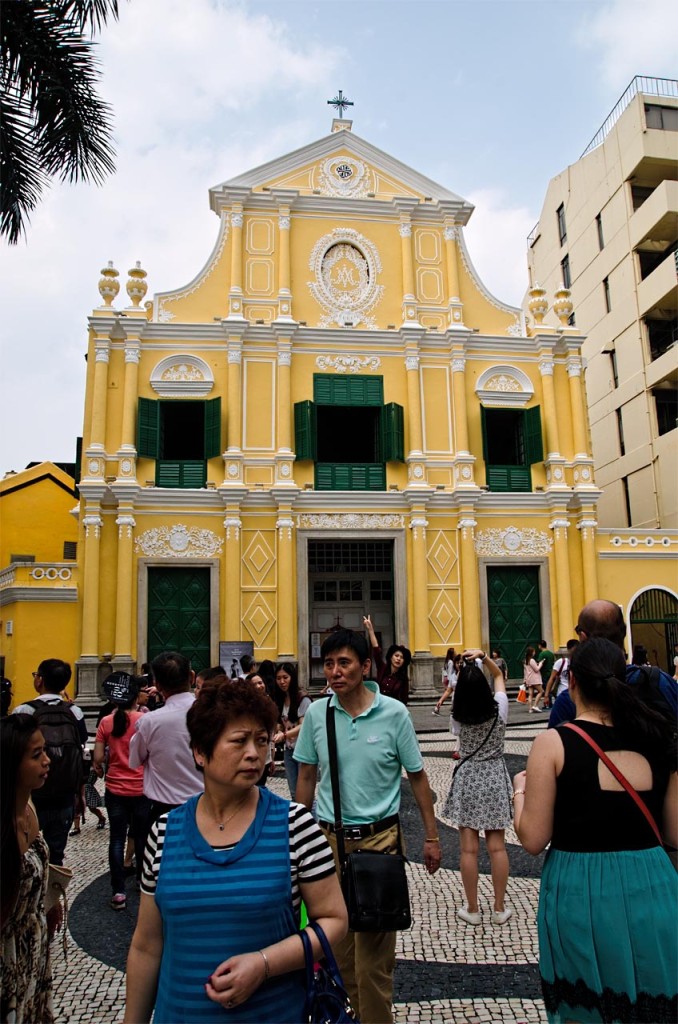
513, 789, 526, 797
258, 948, 270, 981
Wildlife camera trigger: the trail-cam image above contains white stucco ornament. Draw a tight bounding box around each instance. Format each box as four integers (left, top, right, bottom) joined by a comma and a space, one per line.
316, 355, 381, 374
308, 229, 383, 329
298, 513, 404, 529
318, 157, 369, 198
474, 526, 553, 557
135, 525, 223, 558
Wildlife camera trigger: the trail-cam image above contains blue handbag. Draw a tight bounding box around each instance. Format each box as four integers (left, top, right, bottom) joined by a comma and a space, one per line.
300, 921, 359, 1023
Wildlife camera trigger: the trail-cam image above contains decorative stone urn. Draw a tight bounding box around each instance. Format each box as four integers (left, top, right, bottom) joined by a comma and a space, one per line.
528, 284, 548, 325
98, 261, 120, 306
126, 262, 148, 307
553, 285, 574, 326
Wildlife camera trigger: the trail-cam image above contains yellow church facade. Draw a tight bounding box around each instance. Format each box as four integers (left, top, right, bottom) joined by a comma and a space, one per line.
3, 121, 676, 707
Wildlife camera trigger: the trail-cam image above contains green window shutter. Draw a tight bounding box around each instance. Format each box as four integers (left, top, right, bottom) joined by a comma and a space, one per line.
204, 397, 222, 459
137, 398, 160, 458
382, 403, 404, 462
363, 377, 384, 406
156, 461, 181, 488
315, 464, 333, 489
313, 374, 383, 406
313, 376, 334, 404
367, 465, 386, 489
480, 406, 489, 464
181, 461, 207, 488
523, 406, 544, 465
294, 401, 317, 459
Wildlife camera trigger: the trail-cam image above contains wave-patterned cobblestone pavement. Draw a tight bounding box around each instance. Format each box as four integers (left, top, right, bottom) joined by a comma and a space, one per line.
57, 708, 549, 1022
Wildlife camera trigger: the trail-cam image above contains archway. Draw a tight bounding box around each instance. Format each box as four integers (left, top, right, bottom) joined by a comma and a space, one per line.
628, 587, 678, 675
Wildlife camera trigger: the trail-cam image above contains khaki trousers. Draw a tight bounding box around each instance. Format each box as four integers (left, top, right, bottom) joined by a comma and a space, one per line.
322, 823, 399, 1024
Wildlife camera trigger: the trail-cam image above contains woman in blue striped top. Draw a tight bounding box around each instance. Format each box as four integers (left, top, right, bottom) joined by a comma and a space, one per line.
124, 679, 347, 1023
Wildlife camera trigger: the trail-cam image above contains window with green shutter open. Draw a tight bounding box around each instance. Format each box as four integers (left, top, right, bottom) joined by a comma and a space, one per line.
136, 397, 221, 488
294, 375, 404, 491
480, 405, 543, 492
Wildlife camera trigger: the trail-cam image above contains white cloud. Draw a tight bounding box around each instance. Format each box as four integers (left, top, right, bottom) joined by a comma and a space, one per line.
463, 188, 536, 309
0, 0, 344, 474
575, 0, 678, 88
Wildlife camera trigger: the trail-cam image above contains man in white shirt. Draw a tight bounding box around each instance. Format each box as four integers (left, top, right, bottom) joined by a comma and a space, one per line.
129, 651, 203, 859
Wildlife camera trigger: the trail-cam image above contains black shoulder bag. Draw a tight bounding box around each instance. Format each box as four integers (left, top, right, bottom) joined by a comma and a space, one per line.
325, 700, 411, 932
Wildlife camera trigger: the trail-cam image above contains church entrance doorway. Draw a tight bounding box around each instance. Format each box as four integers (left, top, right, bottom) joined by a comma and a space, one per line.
307, 540, 394, 687
487, 566, 542, 679
147, 567, 211, 674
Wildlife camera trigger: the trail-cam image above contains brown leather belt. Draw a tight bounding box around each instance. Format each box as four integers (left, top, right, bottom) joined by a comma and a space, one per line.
319, 813, 399, 841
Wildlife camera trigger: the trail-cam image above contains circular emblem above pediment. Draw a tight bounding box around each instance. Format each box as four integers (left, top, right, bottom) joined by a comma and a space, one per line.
318, 157, 369, 198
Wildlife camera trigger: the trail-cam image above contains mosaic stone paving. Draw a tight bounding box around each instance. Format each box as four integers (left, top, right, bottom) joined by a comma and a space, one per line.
54, 703, 549, 1023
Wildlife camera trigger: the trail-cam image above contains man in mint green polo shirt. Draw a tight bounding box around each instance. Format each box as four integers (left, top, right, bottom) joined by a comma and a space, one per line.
295, 628, 441, 1024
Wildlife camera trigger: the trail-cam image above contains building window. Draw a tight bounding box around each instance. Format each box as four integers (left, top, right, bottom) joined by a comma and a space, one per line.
136, 397, 222, 488
646, 318, 677, 361
616, 407, 626, 456
630, 184, 654, 211
609, 350, 619, 389
556, 203, 567, 246
10, 554, 35, 563
638, 240, 678, 281
654, 388, 678, 436
480, 406, 544, 493
63, 542, 77, 560
644, 103, 678, 131
561, 254, 571, 289
596, 213, 604, 251
603, 277, 611, 313
622, 476, 632, 527
294, 375, 404, 491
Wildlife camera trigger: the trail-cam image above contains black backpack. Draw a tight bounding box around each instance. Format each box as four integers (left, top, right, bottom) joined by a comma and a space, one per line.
28, 698, 84, 803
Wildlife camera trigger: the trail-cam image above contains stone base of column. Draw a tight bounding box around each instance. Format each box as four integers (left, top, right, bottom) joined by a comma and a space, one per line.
75, 657, 105, 708
411, 654, 436, 698
111, 656, 135, 675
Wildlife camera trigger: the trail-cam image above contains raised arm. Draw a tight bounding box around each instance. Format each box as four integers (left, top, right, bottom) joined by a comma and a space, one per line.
363, 614, 378, 649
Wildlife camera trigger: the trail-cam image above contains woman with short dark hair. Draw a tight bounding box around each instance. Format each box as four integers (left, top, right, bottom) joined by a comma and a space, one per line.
124, 679, 346, 1023
514, 637, 677, 1023
363, 614, 412, 704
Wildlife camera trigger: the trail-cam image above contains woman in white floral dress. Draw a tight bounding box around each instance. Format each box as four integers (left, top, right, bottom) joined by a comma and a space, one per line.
443, 650, 513, 927
1, 714, 57, 1023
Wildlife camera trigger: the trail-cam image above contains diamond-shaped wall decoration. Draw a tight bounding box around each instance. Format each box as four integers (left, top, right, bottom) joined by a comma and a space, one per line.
243, 531, 275, 586
242, 592, 276, 646
429, 590, 461, 645
426, 531, 458, 584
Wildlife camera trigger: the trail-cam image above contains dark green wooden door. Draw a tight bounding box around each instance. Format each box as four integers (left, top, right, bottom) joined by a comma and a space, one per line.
147, 568, 211, 674
487, 567, 542, 679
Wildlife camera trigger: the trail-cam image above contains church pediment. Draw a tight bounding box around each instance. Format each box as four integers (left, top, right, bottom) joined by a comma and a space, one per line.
210, 129, 472, 214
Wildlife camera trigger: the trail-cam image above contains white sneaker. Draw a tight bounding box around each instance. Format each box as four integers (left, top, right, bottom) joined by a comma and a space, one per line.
457, 906, 482, 925
491, 907, 512, 925
432, 708, 440, 715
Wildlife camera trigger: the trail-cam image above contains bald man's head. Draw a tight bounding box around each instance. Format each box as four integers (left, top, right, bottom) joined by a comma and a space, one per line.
575, 600, 627, 650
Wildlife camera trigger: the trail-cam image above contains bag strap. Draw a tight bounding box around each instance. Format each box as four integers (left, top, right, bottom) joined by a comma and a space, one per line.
299, 927, 316, 997
451, 708, 499, 782
325, 700, 347, 868
563, 723, 663, 845
325, 699, 404, 865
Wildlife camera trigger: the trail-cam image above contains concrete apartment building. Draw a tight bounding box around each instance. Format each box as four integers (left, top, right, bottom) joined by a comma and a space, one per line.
526, 76, 678, 529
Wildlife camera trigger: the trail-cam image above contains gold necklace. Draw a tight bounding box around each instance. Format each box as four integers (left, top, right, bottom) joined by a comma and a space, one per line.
204, 793, 250, 832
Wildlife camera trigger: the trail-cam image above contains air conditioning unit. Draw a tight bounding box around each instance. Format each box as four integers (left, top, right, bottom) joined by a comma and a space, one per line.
6, 620, 13, 636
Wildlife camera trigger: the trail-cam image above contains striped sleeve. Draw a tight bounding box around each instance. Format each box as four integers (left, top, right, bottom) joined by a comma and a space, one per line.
140, 814, 168, 895
289, 802, 337, 914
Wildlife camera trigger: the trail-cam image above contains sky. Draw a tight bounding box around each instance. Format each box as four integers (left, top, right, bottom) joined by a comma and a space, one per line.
1, 0, 676, 476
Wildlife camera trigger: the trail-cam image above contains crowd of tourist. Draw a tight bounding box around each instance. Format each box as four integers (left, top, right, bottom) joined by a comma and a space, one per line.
1, 598, 676, 1023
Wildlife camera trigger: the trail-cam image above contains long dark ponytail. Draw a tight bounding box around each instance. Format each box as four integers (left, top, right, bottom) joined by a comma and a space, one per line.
570, 638, 676, 768
111, 697, 137, 738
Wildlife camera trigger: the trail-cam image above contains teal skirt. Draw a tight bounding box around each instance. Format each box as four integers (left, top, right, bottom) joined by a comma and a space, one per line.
538, 846, 677, 1023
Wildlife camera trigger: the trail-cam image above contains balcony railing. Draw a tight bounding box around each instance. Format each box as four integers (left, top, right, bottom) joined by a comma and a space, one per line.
581, 76, 678, 158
